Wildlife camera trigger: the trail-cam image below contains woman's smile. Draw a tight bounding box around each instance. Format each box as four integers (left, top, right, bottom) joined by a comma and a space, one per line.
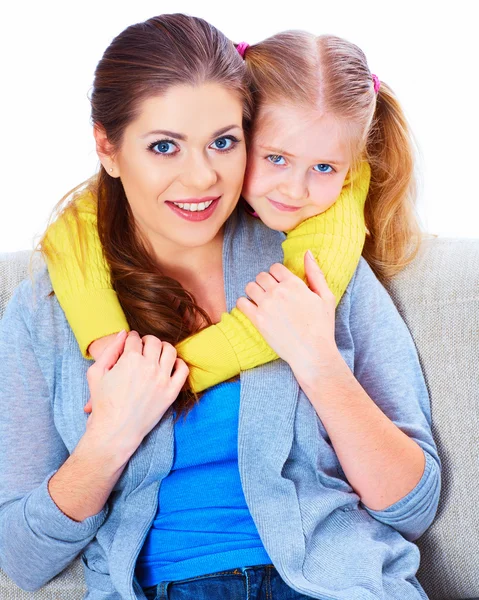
166, 196, 221, 221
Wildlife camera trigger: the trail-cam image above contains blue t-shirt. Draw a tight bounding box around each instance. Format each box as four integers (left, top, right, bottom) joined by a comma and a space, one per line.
135, 380, 271, 586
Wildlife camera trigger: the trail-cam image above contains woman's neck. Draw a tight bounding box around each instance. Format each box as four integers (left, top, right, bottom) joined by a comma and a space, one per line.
154, 230, 223, 281
145, 227, 227, 321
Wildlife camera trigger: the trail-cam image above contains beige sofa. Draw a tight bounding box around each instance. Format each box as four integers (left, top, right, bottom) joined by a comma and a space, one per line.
0, 238, 478, 600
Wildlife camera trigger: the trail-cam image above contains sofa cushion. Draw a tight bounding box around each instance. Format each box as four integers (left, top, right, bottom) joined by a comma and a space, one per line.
384, 238, 479, 600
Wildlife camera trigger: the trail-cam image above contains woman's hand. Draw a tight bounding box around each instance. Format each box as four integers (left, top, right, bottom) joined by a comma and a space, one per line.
84, 330, 189, 456
236, 250, 340, 382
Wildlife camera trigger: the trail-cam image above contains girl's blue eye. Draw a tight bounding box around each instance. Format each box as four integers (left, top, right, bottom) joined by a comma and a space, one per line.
210, 136, 237, 151
313, 163, 333, 173
150, 140, 177, 155
267, 155, 286, 165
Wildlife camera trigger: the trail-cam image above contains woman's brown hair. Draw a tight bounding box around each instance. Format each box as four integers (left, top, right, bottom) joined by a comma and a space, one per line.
38, 14, 253, 417
243, 32, 423, 282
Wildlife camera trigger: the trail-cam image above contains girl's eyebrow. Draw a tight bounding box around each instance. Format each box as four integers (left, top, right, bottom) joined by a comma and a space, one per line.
259, 145, 344, 166
259, 145, 294, 157
141, 124, 242, 141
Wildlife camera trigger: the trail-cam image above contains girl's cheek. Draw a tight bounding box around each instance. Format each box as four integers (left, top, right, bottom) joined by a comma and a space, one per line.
311, 179, 346, 212
243, 159, 266, 200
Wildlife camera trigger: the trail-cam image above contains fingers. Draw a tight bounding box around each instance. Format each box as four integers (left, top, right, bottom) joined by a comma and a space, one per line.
255, 271, 278, 291
170, 358, 190, 392
92, 330, 128, 374
269, 263, 292, 282
245, 269, 282, 305
236, 296, 257, 323
158, 342, 178, 377
304, 250, 335, 302
123, 330, 143, 354
245, 281, 264, 306
142, 335, 163, 362
84, 398, 92, 414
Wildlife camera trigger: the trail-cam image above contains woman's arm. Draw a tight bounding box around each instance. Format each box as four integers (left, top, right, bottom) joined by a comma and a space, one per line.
0, 282, 187, 591
0, 283, 110, 591
237, 253, 440, 540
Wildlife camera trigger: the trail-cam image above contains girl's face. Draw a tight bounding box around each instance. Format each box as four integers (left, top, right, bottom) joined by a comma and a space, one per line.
101, 83, 246, 257
242, 103, 352, 232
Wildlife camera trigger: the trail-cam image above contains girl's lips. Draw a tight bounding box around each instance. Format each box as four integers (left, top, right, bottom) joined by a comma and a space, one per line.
267, 197, 302, 212
166, 197, 221, 222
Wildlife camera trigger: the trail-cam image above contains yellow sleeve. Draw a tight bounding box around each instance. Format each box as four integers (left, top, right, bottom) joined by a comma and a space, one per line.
180, 162, 370, 390
45, 163, 369, 393
42, 192, 130, 360
282, 161, 370, 297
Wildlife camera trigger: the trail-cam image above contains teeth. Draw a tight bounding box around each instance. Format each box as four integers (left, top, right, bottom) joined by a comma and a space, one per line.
172, 200, 214, 212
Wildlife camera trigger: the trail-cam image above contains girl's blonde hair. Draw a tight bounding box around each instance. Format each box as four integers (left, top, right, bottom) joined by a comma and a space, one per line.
242, 32, 423, 282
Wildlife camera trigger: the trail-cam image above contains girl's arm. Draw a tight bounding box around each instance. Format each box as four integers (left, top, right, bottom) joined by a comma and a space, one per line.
44, 163, 369, 392
237, 255, 440, 541
42, 191, 131, 358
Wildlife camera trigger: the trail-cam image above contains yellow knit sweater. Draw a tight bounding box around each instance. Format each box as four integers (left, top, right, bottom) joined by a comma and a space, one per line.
43, 162, 370, 392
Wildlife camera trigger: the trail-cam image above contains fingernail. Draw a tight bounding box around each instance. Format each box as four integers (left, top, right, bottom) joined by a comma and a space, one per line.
116, 330, 126, 338
306, 250, 314, 260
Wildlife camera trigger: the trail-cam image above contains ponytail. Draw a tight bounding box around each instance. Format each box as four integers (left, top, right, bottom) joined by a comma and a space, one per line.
363, 82, 423, 282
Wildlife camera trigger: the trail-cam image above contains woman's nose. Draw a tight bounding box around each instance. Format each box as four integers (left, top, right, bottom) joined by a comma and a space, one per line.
181, 151, 218, 191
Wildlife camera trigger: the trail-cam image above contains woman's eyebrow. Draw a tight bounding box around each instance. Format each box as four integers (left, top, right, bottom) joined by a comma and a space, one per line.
141, 124, 242, 141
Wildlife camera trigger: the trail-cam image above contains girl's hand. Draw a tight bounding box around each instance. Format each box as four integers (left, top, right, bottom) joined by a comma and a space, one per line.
88, 334, 119, 361
236, 250, 339, 381
84, 330, 189, 455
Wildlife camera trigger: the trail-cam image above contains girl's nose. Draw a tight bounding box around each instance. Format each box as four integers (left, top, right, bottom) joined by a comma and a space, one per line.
277, 174, 308, 203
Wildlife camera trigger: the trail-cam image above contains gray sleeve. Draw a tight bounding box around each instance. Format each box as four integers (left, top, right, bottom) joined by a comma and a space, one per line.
0, 282, 108, 592
344, 259, 441, 541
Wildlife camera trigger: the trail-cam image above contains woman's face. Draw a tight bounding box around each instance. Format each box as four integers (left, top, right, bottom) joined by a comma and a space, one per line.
242, 103, 352, 232
102, 83, 246, 256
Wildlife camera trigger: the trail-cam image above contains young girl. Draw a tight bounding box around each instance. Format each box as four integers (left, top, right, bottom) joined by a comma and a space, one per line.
41, 34, 419, 399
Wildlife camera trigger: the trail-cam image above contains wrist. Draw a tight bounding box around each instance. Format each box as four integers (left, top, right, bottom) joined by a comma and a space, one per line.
291, 347, 346, 391
79, 425, 137, 472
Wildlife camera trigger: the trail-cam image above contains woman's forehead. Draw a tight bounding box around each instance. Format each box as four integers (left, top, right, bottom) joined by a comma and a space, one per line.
127, 84, 244, 141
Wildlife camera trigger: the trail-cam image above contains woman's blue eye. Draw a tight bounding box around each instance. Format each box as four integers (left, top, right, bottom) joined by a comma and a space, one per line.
313, 163, 333, 173
267, 155, 286, 165
210, 136, 235, 151
150, 140, 177, 155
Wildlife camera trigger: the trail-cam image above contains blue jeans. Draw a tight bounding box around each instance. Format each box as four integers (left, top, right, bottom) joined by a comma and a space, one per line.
142, 564, 315, 599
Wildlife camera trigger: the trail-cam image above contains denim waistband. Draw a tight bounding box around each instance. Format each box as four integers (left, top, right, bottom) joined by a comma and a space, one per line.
143, 563, 279, 600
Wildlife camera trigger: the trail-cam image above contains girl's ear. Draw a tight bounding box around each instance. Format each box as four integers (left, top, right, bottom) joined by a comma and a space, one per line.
93, 124, 119, 177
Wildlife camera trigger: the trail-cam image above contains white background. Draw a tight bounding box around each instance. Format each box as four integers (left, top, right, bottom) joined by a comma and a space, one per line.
1, 0, 478, 252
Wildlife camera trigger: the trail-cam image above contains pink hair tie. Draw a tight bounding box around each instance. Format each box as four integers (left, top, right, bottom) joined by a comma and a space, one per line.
236, 42, 249, 59
372, 73, 381, 94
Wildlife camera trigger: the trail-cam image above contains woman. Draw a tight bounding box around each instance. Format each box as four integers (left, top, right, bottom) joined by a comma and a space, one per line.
0, 13, 440, 600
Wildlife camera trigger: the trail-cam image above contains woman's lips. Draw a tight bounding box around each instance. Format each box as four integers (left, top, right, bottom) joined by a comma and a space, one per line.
267, 197, 302, 212
166, 196, 221, 222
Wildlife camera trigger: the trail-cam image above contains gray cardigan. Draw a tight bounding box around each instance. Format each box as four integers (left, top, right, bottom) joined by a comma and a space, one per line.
0, 208, 440, 599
